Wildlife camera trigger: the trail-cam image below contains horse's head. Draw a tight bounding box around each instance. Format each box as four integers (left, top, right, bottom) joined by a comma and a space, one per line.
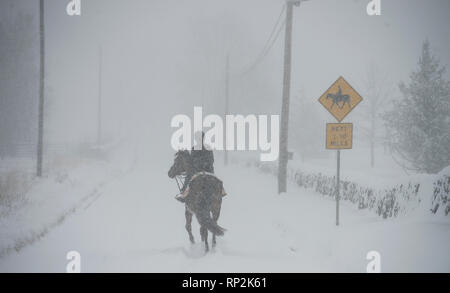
168, 150, 191, 178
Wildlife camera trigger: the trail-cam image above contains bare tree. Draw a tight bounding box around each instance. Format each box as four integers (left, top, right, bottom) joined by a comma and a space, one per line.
0, 3, 37, 158
289, 89, 324, 162
358, 65, 394, 168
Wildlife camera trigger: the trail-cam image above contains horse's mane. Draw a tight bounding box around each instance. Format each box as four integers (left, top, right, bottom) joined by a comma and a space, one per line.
174, 150, 193, 175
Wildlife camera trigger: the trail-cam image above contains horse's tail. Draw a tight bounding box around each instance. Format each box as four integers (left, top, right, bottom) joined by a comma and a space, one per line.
191, 175, 226, 236
197, 208, 226, 236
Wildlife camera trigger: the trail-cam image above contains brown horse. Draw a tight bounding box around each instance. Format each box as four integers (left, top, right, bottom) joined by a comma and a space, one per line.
168, 150, 225, 252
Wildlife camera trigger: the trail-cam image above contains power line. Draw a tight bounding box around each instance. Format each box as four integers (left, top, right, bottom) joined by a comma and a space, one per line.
259, 4, 286, 58
239, 4, 286, 76
259, 19, 286, 64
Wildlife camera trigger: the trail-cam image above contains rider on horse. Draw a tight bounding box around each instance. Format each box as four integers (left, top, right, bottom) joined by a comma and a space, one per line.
176, 131, 218, 202
168, 132, 227, 251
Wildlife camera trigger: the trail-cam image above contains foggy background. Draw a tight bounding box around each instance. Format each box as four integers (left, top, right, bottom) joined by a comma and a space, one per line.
1, 0, 450, 168
1, 0, 450, 273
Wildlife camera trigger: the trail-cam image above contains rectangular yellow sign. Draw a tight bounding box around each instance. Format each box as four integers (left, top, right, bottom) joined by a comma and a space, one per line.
326, 123, 353, 149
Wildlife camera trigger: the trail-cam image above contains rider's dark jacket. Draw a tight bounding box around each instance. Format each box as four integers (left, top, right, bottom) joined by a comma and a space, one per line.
181, 144, 214, 193
191, 146, 214, 174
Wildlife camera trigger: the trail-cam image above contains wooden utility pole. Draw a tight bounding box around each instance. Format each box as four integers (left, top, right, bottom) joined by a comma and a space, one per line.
97, 46, 102, 145
278, 0, 299, 193
37, 0, 45, 177
224, 54, 230, 166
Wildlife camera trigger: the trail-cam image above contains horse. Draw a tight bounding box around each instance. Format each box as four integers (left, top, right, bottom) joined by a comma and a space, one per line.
326, 86, 351, 109
168, 150, 225, 252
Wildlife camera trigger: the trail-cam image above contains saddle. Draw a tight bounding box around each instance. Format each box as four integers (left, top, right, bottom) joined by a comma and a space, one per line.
177, 172, 227, 200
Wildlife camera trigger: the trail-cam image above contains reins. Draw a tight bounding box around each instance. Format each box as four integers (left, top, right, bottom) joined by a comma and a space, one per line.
172, 150, 192, 194
174, 175, 183, 193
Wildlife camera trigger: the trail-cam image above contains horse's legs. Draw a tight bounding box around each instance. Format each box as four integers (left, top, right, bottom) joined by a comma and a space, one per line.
211, 199, 222, 248
200, 225, 209, 252
185, 206, 195, 244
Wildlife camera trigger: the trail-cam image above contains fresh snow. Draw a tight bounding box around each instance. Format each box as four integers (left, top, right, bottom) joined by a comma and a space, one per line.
0, 146, 449, 273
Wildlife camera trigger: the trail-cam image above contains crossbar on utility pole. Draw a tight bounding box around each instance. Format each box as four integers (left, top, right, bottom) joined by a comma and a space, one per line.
278, 0, 299, 193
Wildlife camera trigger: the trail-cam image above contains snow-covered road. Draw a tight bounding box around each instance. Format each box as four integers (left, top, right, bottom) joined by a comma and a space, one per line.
1, 154, 449, 273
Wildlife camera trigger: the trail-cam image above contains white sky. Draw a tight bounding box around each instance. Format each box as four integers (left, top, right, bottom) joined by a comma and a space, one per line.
3, 0, 450, 146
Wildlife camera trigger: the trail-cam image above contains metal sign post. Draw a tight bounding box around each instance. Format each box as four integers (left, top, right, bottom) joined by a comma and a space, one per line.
326, 122, 352, 226
336, 149, 340, 226
318, 77, 363, 226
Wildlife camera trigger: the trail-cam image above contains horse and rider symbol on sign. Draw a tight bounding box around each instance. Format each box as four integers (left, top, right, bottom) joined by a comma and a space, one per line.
326, 86, 350, 110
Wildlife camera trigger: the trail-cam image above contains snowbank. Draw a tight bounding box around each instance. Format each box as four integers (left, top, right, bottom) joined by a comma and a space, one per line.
241, 158, 450, 219
0, 141, 137, 259
431, 166, 450, 216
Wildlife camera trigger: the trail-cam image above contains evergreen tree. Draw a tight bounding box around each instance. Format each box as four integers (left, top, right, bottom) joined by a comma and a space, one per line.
384, 40, 450, 173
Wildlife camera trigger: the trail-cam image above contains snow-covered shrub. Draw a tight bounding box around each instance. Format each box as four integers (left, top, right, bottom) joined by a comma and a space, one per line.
431, 174, 450, 216
0, 170, 33, 216
245, 158, 446, 218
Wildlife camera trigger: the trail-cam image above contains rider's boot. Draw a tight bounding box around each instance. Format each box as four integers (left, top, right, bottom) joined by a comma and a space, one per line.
175, 195, 186, 203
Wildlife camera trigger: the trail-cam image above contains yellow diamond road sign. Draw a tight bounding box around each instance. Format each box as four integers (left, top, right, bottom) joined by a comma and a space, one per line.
318, 76, 363, 122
